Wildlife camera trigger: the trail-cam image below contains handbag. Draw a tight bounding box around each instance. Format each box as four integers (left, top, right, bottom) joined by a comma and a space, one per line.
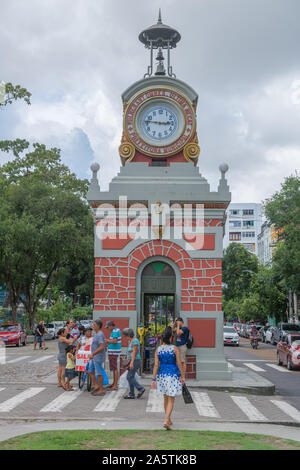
182, 383, 194, 404
122, 359, 131, 369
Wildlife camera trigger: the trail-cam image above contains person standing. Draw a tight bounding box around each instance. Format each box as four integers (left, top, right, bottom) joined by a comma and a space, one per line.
122, 328, 145, 400
152, 327, 184, 430
105, 321, 122, 391
172, 317, 189, 380
64, 345, 77, 391
57, 327, 77, 389
88, 319, 107, 396
34, 321, 48, 350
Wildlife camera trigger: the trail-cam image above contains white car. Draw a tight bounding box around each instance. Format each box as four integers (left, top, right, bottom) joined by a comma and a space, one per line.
265, 326, 276, 345
223, 326, 239, 346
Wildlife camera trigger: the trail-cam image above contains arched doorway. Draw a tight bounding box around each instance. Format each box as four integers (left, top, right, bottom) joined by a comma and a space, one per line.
141, 261, 176, 373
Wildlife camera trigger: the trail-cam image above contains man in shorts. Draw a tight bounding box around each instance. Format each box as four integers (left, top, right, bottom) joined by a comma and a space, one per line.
173, 317, 189, 380
105, 320, 122, 391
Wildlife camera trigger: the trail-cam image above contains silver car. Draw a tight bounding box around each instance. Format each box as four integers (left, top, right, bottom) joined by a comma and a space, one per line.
224, 326, 239, 346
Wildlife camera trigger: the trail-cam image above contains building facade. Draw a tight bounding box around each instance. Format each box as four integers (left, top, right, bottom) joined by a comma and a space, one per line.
223, 203, 262, 256
257, 221, 280, 265
87, 14, 232, 380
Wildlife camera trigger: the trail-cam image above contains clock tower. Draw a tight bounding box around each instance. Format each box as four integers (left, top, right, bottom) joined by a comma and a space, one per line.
87, 12, 232, 381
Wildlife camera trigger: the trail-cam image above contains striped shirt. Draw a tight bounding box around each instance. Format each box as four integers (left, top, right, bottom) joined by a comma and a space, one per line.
107, 328, 122, 355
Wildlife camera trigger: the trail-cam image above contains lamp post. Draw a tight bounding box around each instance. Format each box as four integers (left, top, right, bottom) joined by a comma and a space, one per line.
70, 293, 74, 315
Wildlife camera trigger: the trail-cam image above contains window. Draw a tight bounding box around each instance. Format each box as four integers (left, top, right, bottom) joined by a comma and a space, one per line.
243, 220, 254, 227
229, 221, 241, 227
243, 209, 254, 216
242, 232, 255, 238
230, 210, 239, 215
229, 232, 241, 241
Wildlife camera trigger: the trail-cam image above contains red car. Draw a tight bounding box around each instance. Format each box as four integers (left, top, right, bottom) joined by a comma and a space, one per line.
0, 323, 27, 347
277, 334, 300, 370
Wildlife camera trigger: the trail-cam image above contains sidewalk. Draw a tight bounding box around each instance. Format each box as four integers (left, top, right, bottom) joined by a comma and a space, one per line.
0, 419, 298, 443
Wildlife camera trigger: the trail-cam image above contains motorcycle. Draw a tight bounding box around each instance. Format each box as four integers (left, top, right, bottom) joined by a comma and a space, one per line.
250, 336, 259, 349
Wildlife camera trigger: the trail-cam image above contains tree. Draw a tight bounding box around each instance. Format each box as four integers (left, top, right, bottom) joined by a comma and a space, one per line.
0, 146, 93, 328
222, 243, 258, 302
0, 82, 31, 107
264, 174, 300, 293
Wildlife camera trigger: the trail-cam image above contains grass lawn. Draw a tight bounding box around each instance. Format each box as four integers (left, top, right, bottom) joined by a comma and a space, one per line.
0, 430, 299, 450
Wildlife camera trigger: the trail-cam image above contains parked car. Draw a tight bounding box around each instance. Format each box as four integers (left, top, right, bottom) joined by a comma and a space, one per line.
260, 325, 271, 343
46, 321, 65, 339
277, 334, 300, 370
265, 326, 276, 344
273, 323, 300, 345
223, 326, 239, 346
0, 323, 27, 347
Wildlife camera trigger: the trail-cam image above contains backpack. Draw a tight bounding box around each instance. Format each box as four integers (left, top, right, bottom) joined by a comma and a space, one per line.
186, 329, 194, 349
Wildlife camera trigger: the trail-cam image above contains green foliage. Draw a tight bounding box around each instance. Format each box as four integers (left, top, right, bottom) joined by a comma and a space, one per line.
222, 244, 286, 322
0, 82, 31, 107
264, 173, 300, 294
0, 144, 94, 328
222, 243, 258, 302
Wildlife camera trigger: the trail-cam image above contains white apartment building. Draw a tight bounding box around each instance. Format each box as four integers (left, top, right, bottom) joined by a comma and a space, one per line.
223, 203, 263, 256
257, 221, 280, 265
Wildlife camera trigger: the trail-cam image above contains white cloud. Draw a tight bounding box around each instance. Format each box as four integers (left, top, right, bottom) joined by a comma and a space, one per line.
1, 0, 300, 200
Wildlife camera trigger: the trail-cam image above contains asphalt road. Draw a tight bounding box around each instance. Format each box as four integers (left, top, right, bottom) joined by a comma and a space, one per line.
224, 337, 300, 410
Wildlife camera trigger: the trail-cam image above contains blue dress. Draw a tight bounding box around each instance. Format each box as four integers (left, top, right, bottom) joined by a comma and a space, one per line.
156, 345, 182, 397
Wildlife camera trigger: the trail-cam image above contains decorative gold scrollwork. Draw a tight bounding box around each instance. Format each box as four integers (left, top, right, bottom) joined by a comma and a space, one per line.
183, 142, 200, 163
119, 142, 135, 164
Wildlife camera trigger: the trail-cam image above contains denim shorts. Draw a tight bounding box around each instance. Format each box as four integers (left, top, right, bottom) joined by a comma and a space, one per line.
88, 359, 104, 376
35, 335, 44, 342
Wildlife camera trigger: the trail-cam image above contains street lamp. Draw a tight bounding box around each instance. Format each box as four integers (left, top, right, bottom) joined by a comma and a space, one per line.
70, 293, 74, 314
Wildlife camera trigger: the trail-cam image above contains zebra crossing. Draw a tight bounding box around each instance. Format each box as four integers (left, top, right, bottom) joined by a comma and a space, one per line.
0, 386, 299, 423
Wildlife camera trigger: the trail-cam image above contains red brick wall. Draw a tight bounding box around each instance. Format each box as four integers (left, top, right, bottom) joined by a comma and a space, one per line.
186, 355, 196, 379
94, 240, 222, 314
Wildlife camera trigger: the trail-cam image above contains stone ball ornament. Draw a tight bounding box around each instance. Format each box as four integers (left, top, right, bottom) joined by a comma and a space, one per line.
219, 163, 229, 175
90, 162, 100, 173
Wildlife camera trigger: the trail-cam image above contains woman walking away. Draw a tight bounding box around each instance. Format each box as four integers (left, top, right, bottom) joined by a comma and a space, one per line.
152, 327, 185, 430
123, 328, 145, 399
64, 345, 77, 391
57, 327, 78, 389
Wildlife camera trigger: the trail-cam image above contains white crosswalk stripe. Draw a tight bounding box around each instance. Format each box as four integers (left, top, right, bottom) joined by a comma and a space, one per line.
231, 396, 267, 421
6, 356, 31, 364
94, 389, 124, 412
30, 355, 54, 363
0, 388, 5, 392
191, 392, 220, 418
243, 363, 266, 372
0, 387, 45, 412
271, 400, 300, 423
266, 364, 290, 373
146, 389, 164, 412
40, 390, 82, 413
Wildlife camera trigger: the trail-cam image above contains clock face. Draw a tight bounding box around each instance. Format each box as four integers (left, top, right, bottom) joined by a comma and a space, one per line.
141, 105, 178, 142
124, 87, 195, 157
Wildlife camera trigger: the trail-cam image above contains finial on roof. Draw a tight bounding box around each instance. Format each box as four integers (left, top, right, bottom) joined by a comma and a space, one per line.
158, 8, 162, 24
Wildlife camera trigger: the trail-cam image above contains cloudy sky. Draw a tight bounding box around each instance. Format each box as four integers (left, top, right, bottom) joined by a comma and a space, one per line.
1, 0, 300, 204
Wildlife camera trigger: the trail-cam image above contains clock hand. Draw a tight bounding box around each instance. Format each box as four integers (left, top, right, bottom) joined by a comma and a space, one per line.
144, 121, 172, 125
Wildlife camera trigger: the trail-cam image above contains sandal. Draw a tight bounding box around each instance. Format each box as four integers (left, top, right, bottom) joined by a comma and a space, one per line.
137, 388, 145, 399
123, 394, 135, 399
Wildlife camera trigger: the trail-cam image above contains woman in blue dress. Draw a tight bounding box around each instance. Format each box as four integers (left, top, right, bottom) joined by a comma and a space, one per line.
152, 327, 185, 430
